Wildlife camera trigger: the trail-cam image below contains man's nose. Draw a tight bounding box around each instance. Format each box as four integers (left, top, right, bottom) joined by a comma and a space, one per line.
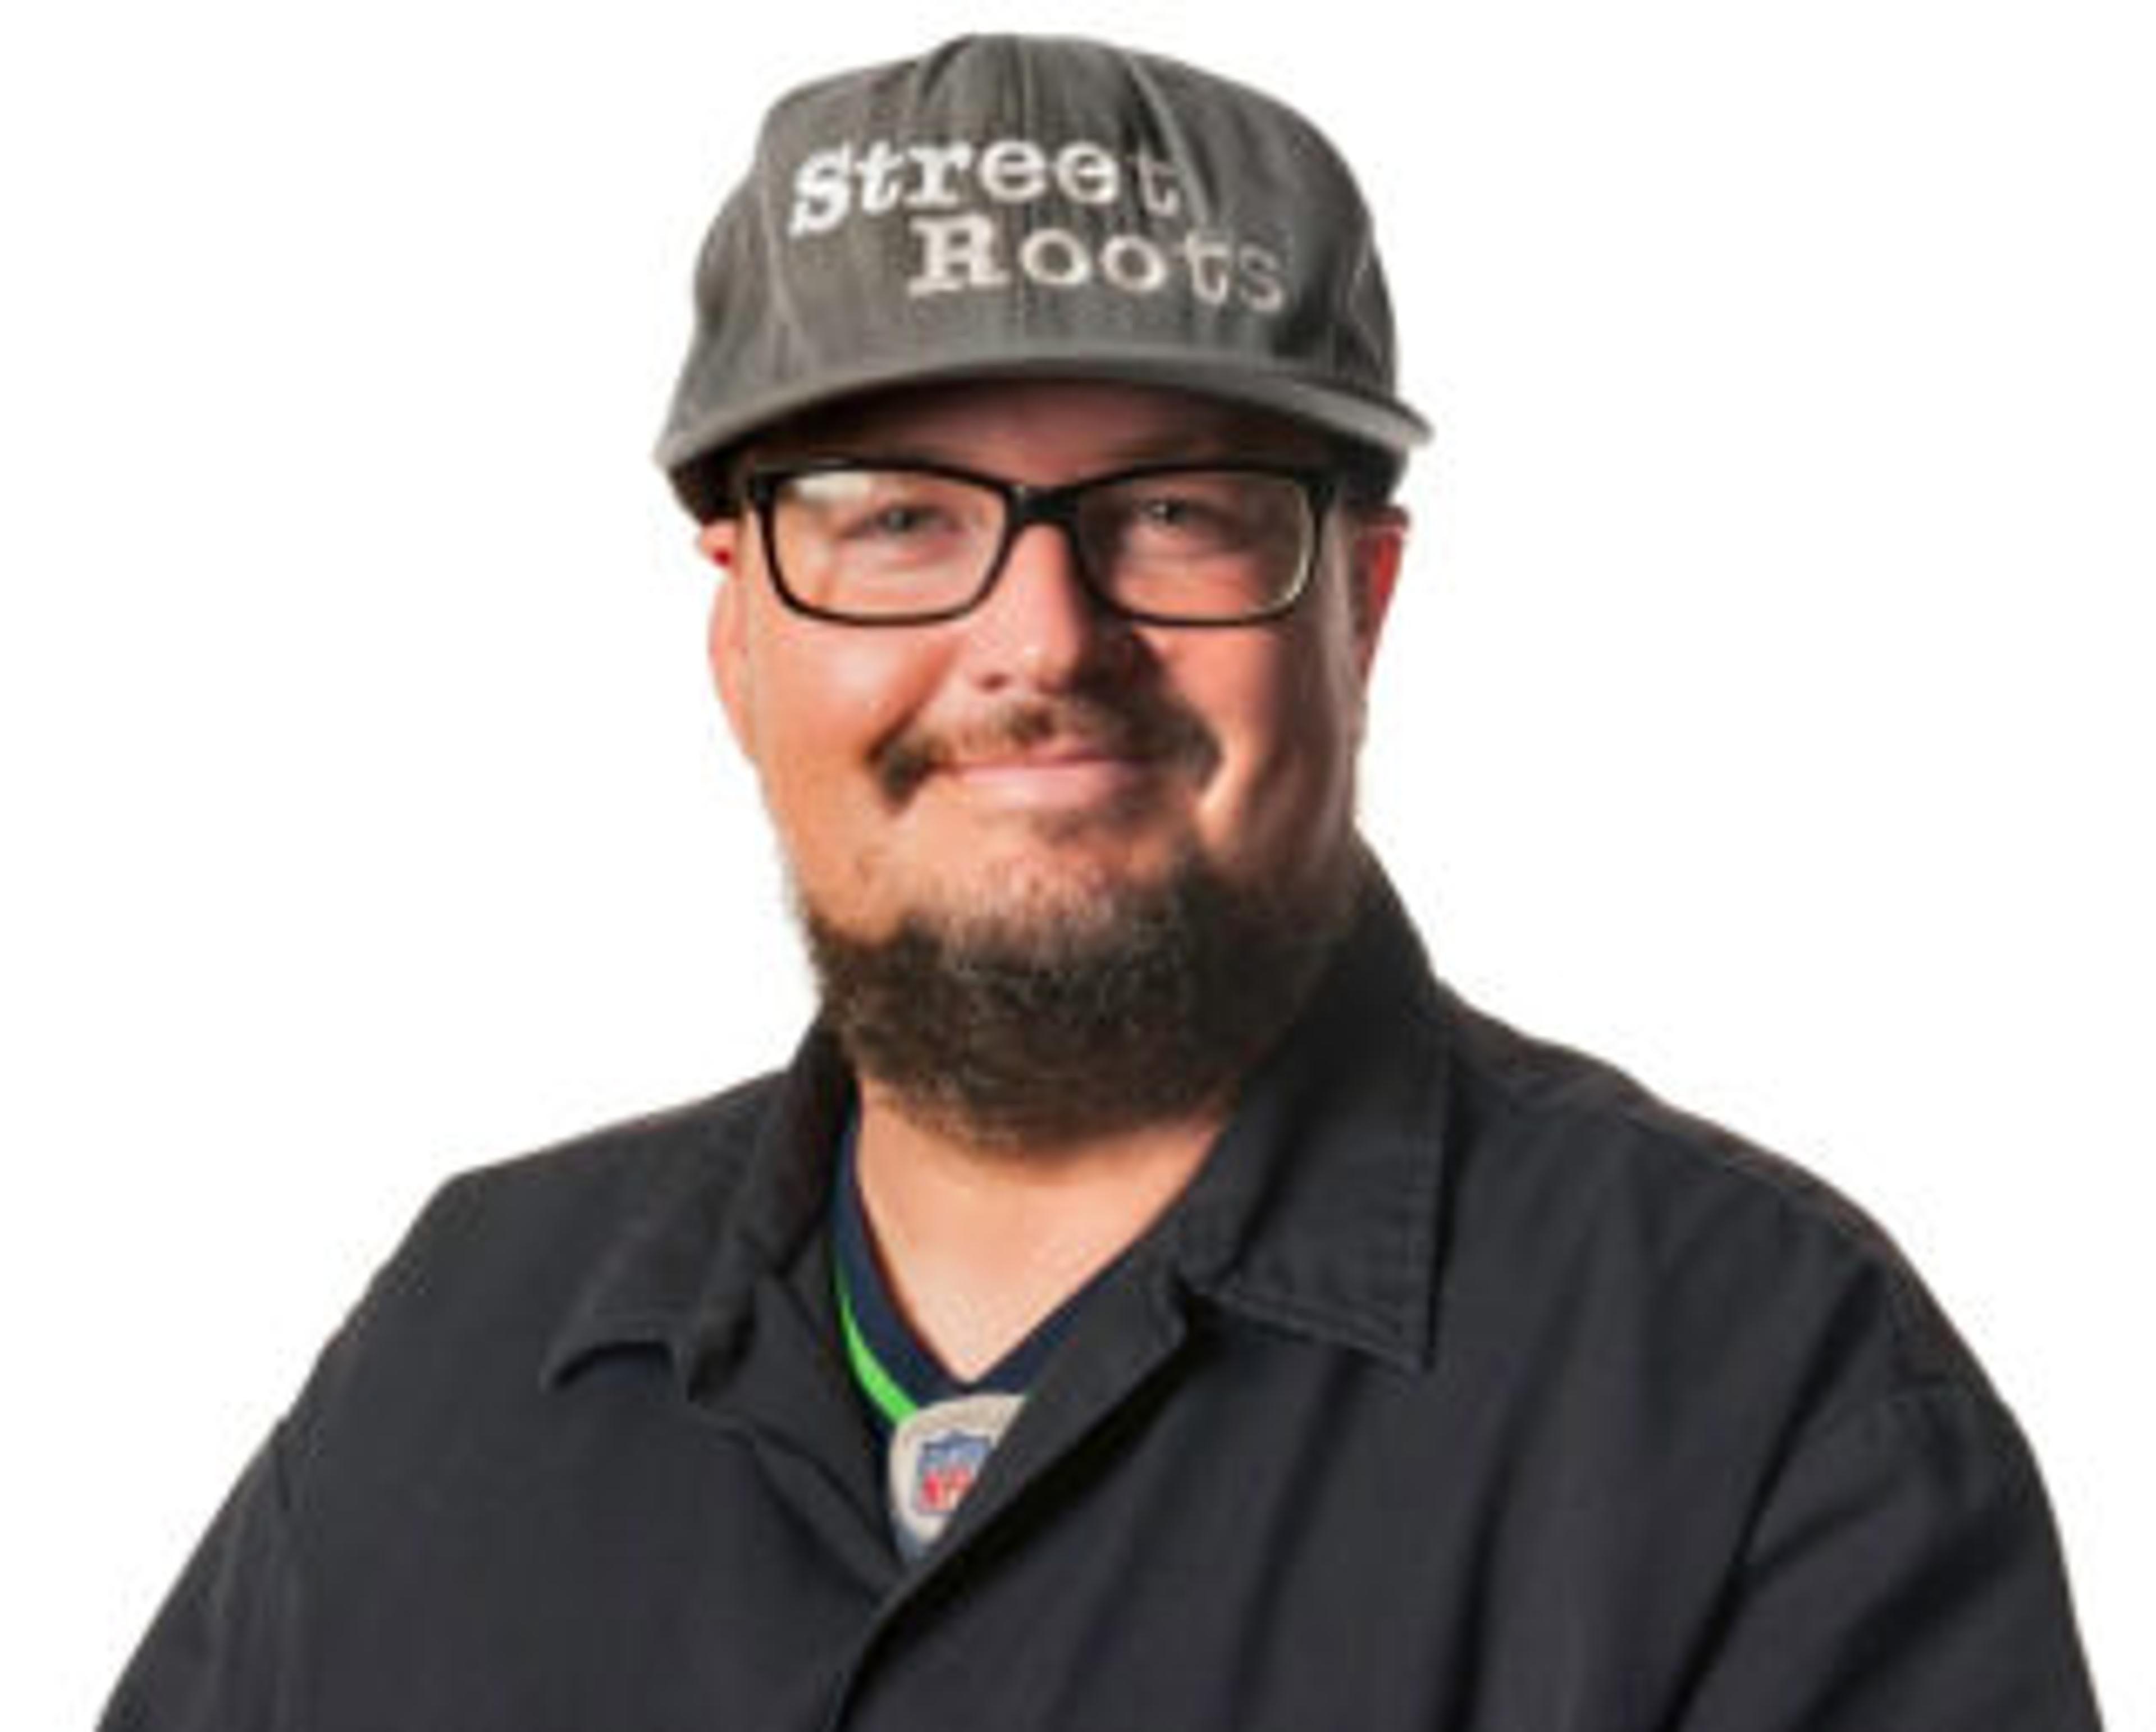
956, 519, 1127, 690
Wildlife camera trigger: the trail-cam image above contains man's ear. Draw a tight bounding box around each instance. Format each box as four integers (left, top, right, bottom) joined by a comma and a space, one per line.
1344, 505, 1408, 681
698, 519, 758, 760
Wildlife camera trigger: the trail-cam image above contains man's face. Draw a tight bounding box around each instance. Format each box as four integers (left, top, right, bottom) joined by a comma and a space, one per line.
702, 380, 1403, 954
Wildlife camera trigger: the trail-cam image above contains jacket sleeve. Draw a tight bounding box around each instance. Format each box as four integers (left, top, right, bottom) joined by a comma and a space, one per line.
1675, 1382, 2103, 1730
98, 1430, 306, 1732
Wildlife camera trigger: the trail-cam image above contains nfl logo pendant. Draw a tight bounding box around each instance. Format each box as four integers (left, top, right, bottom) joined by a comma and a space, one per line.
887, 1392, 1024, 1557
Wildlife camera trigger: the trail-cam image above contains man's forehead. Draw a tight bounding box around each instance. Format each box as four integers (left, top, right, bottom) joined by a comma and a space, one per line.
743, 378, 1334, 468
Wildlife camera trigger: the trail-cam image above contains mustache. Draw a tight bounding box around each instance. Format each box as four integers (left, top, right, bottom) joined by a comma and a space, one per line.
873, 694, 1221, 806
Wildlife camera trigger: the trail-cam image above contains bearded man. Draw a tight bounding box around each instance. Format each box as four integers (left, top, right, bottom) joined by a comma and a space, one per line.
103, 34, 2102, 1732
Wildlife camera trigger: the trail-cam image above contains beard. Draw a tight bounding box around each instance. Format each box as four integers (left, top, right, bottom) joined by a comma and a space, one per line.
800, 839, 1365, 1151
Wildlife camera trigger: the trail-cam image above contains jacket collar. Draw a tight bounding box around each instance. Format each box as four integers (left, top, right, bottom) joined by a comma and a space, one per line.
1153, 866, 1452, 1370
538, 1029, 853, 1389
542, 863, 1455, 1390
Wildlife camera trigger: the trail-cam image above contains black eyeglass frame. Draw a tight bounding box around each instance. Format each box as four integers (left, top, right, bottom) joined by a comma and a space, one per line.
739, 457, 1342, 628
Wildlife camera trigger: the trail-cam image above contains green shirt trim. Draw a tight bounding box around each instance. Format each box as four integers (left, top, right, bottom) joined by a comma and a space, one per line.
836, 1260, 920, 1428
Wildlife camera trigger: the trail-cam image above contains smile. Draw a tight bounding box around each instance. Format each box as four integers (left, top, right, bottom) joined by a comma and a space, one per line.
938, 749, 1162, 813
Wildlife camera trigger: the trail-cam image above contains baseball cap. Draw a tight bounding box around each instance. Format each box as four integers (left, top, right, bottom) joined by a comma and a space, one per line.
656, 34, 1429, 519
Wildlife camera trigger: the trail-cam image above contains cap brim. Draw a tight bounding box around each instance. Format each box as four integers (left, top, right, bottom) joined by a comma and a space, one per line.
657, 344, 1430, 518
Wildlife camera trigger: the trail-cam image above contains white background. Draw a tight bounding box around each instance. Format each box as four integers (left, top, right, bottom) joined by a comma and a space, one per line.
4, 2, 2148, 1724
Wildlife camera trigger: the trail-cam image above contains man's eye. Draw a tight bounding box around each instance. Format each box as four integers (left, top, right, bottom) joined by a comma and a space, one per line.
1124, 491, 1243, 548
843, 501, 954, 543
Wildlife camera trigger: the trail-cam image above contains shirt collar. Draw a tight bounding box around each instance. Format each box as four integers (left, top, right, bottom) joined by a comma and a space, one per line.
539, 1027, 852, 1390
541, 864, 1454, 1390
1150, 866, 1452, 1370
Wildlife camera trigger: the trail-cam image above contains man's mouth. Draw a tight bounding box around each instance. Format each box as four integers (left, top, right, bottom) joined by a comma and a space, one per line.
874, 698, 1219, 809
939, 750, 1156, 813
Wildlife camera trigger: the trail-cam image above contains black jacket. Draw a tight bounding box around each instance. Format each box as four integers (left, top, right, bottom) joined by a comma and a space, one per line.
103, 879, 2102, 1729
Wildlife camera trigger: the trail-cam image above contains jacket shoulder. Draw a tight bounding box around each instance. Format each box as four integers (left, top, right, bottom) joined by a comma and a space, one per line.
414, 1076, 783, 1260
284, 1073, 794, 1467
1435, 987, 1990, 1415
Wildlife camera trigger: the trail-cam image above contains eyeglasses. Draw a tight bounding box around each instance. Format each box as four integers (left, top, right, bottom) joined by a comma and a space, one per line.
741, 459, 1337, 626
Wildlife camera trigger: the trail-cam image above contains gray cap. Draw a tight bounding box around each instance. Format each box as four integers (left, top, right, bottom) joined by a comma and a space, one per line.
656, 34, 1429, 518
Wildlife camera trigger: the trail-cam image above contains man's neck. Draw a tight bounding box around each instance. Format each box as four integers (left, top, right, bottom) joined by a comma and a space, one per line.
851, 1087, 1228, 1381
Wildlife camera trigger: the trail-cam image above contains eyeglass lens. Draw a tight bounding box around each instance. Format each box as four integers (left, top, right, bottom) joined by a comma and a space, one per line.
765, 466, 1315, 623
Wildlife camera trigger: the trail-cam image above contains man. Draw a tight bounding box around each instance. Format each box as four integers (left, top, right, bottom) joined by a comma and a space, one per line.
104, 34, 2102, 1730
